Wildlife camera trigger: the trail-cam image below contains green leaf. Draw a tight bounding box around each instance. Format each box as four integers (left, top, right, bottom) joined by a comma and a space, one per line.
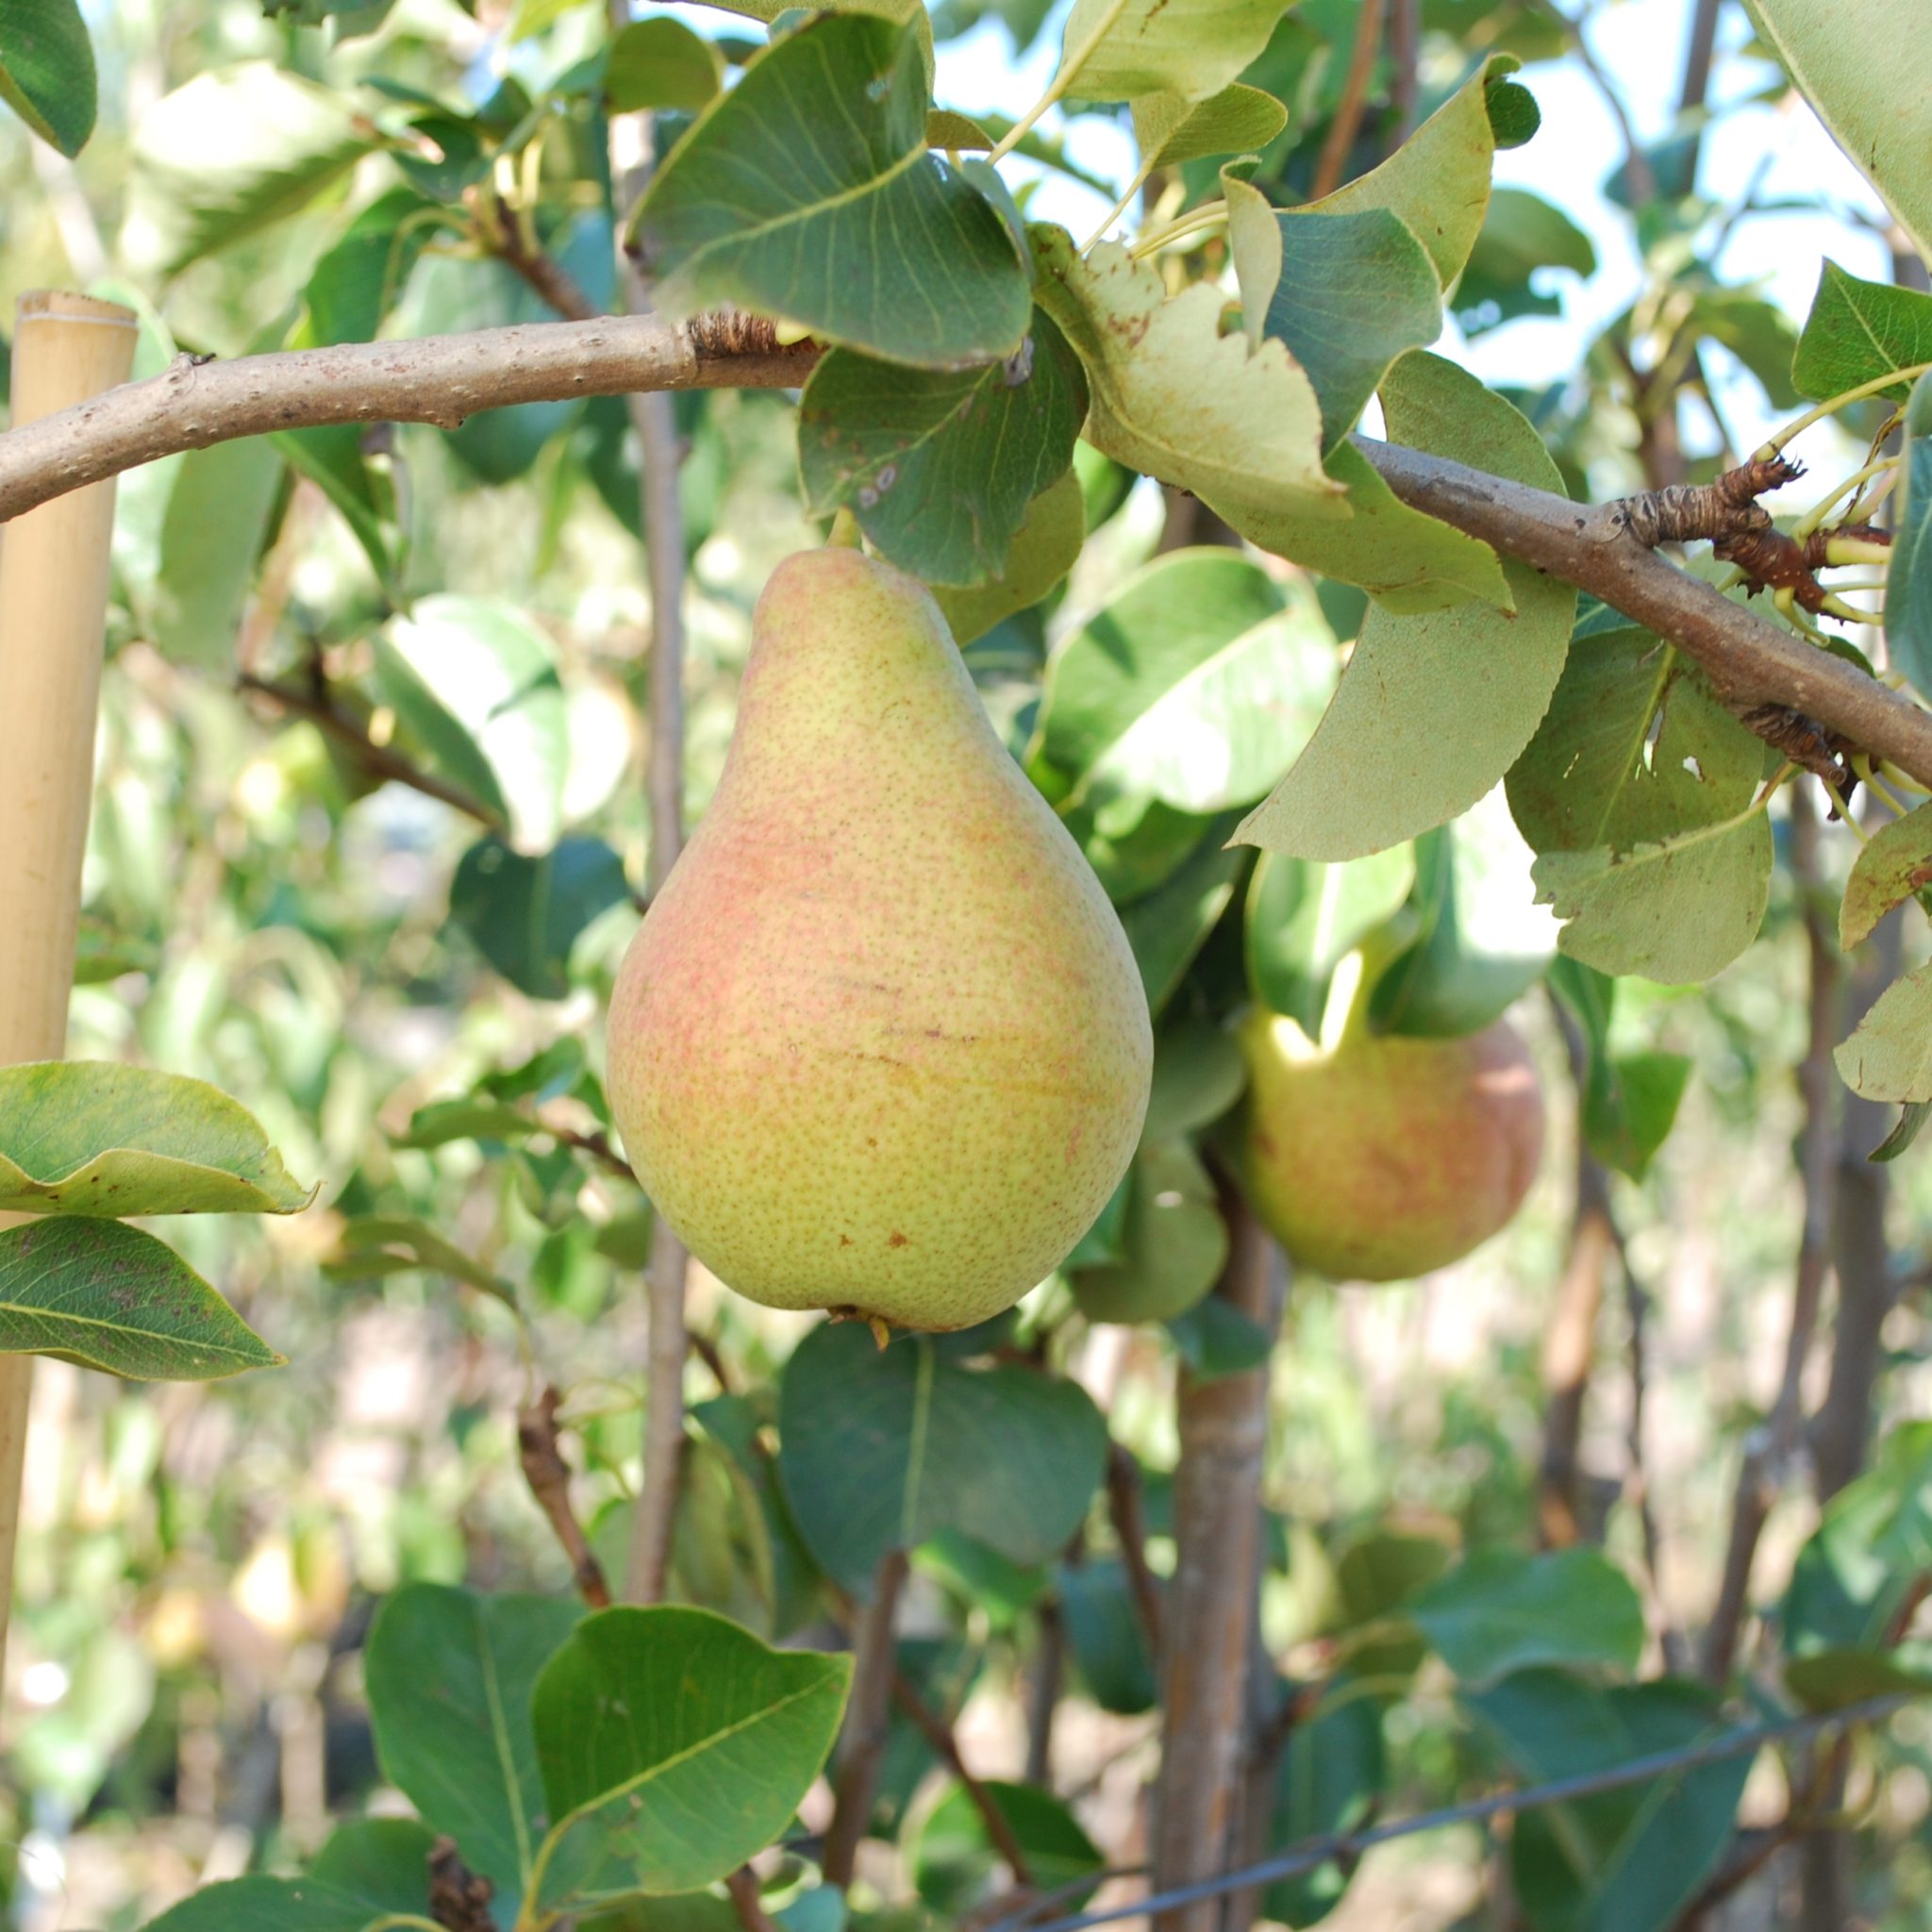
1785, 1646, 1932, 1712
307, 1819, 441, 1916
1507, 627, 1767, 857
1033, 548, 1336, 816
1032, 225, 1344, 536
1058, 1556, 1158, 1712
1744, 0, 1932, 267
1871, 1099, 1932, 1162
1834, 959, 1932, 1103
1886, 370, 1932, 696
1469, 1672, 1750, 1932
72, 915, 157, 986
1073, 1138, 1226, 1323
777, 1322, 1108, 1592
270, 424, 397, 591
1235, 351, 1575, 859
1132, 82, 1287, 169
1118, 817, 1250, 1015
0, 1219, 284, 1382
141, 1877, 401, 1932
1057, 0, 1287, 103
1586, 1048, 1693, 1183
532, 1606, 850, 1905
1454, 188, 1595, 336
1532, 811, 1774, 986
325, 1215, 520, 1313
152, 437, 284, 671
914, 1780, 1103, 1916
607, 16, 723, 109
798, 309, 1087, 586
448, 837, 636, 1001
1222, 437, 1511, 615
930, 469, 1085, 645
130, 62, 373, 275
0, 0, 96, 155
1264, 1686, 1384, 1926
384, 596, 570, 852
1791, 259, 1932, 404
1165, 1294, 1272, 1380
1317, 54, 1522, 284
632, 14, 1030, 368
1786, 1424, 1932, 1655
1227, 189, 1444, 452
1141, 1014, 1247, 1141
366, 1584, 584, 1922
302, 186, 441, 346
1245, 846, 1415, 1038
1840, 798, 1932, 949
1412, 1548, 1644, 1686
1365, 791, 1556, 1040
0, 1061, 309, 1216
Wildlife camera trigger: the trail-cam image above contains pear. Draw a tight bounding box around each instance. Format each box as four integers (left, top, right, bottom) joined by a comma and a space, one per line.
1237, 1007, 1544, 1283
606, 547, 1153, 1332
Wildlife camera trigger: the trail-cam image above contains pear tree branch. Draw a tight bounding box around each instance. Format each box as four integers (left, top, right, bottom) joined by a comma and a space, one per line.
7, 314, 1932, 785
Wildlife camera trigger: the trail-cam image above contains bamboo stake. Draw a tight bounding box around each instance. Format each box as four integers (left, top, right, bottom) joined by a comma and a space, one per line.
0, 290, 139, 1682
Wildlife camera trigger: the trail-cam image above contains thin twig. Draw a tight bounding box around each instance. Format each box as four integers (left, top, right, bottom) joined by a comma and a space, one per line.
724, 1868, 782, 1932
516, 1386, 613, 1610
1105, 1441, 1164, 1659
237, 672, 509, 830
992, 1697, 1909, 1932
1311, 0, 1389, 201
823, 1551, 909, 1889
1384, 0, 1420, 147
1702, 783, 1840, 1681
488, 197, 599, 325
891, 1670, 1038, 1888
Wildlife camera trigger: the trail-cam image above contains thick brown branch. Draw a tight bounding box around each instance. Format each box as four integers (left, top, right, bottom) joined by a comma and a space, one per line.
0, 310, 816, 524
1356, 436, 1932, 788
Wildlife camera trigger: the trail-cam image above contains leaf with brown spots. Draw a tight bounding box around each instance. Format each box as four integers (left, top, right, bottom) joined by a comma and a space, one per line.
0, 1218, 284, 1381
1841, 800, 1932, 952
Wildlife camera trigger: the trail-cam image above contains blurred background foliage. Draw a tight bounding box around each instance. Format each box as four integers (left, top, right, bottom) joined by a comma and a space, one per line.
4, 1, 1932, 1928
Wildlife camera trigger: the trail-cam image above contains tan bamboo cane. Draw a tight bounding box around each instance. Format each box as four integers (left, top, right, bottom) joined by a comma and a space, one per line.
0, 290, 139, 1682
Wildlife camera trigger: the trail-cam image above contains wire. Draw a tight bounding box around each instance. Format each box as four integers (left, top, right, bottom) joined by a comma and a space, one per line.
989, 1694, 1908, 1932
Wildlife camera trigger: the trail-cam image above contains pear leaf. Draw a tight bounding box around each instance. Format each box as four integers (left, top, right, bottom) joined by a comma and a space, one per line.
1132, 83, 1287, 170
1532, 810, 1774, 985
631, 13, 1030, 368
1055, 0, 1289, 104
931, 469, 1086, 645
1315, 55, 1523, 284
0, 1061, 309, 1216
1840, 799, 1932, 950
1234, 351, 1575, 859
0, 1220, 284, 1382
1073, 1138, 1226, 1324
1225, 181, 1444, 452
0, 0, 96, 155
1834, 962, 1932, 1103
777, 1323, 1107, 1591
1792, 260, 1932, 403
1032, 226, 1344, 536
798, 308, 1088, 586
1744, 0, 1932, 268
1035, 548, 1336, 818
1219, 438, 1510, 614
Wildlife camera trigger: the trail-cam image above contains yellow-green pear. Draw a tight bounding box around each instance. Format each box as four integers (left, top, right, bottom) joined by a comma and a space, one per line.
1237, 1007, 1544, 1283
606, 547, 1153, 1332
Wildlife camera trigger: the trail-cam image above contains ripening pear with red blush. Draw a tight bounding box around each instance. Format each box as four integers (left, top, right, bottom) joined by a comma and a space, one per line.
606, 547, 1153, 1333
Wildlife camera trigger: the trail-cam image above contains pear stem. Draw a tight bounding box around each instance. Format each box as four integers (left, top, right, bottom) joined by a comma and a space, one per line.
828, 506, 865, 549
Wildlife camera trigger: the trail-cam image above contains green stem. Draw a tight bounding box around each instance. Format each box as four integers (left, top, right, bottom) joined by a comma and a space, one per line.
1757, 363, 1932, 458
1794, 454, 1898, 538
1081, 158, 1156, 253
1127, 198, 1230, 259
986, 0, 1129, 164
